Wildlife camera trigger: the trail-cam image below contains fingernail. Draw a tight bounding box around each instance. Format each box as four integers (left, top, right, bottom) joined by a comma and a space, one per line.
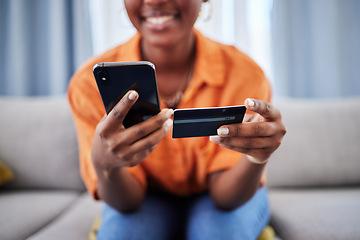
165, 109, 174, 118
245, 98, 255, 107
209, 135, 221, 143
164, 119, 173, 132
217, 127, 229, 136
128, 91, 137, 100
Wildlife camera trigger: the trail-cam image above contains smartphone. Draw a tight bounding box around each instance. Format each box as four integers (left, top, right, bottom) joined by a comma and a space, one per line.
172, 105, 246, 138
93, 61, 160, 128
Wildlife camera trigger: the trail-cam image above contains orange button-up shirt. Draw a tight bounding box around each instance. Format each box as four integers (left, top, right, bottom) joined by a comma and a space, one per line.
68, 29, 272, 199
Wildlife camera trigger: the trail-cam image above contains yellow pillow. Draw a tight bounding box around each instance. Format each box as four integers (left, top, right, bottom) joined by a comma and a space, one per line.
0, 161, 14, 185
89, 215, 101, 240
257, 226, 275, 240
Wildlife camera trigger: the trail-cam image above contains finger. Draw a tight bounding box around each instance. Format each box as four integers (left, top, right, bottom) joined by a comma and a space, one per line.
245, 98, 281, 121
217, 122, 278, 137
243, 114, 257, 122
209, 136, 274, 157
103, 91, 139, 132
210, 135, 274, 149
117, 118, 173, 160
98, 114, 107, 123
111, 148, 150, 168
131, 118, 172, 152
124, 108, 173, 144
123, 150, 149, 167
102, 108, 173, 157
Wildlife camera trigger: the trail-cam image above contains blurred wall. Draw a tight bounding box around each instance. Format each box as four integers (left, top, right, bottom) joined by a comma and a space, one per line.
272, 0, 360, 98
0, 0, 92, 96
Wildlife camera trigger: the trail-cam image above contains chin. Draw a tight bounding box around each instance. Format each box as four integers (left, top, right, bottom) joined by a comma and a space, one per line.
143, 31, 183, 49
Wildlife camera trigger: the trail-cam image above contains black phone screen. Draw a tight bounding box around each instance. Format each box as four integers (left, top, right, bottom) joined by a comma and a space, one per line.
93, 61, 160, 128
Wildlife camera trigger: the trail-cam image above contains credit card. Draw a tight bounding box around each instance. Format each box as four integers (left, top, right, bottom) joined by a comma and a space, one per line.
172, 105, 246, 138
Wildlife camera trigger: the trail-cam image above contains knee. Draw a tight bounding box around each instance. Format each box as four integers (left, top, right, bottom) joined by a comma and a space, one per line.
187, 211, 266, 240
186, 190, 270, 240
97, 205, 138, 240
186, 210, 248, 240
98, 200, 178, 240
186, 196, 240, 240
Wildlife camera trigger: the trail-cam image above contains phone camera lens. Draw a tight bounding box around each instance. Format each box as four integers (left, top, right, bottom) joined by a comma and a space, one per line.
98, 71, 110, 86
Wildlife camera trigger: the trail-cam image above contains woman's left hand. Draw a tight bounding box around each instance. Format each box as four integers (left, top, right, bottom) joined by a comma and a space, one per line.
210, 98, 286, 163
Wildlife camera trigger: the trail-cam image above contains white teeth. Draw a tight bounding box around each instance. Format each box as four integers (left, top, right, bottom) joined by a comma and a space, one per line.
146, 15, 174, 25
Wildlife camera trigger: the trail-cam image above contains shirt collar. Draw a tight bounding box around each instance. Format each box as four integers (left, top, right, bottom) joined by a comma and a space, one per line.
116, 33, 142, 62
192, 29, 226, 88
117, 29, 226, 87
116, 30, 226, 107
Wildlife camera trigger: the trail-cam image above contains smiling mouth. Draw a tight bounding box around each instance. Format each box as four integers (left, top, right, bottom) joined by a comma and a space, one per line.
145, 15, 175, 25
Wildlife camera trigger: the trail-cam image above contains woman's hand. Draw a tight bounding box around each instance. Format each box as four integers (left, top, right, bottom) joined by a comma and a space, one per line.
208, 99, 286, 209
92, 90, 173, 177
210, 98, 286, 163
91, 90, 172, 212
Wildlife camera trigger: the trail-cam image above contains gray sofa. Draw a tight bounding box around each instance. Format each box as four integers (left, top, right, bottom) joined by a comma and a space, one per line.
0, 95, 359, 240
267, 97, 360, 240
0, 96, 102, 240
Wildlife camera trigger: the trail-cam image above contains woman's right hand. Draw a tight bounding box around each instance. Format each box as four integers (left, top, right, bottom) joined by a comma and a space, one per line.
91, 90, 173, 178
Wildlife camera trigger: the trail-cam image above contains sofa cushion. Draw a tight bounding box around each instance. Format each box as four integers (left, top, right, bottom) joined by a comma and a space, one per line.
0, 96, 84, 191
269, 188, 360, 240
27, 193, 103, 240
267, 97, 360, 188
0, 190, 80, 240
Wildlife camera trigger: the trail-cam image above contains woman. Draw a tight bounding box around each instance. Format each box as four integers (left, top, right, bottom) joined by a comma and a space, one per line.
68, 0, 286, 239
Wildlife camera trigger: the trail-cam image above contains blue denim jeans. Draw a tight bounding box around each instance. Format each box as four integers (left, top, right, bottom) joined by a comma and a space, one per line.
97, 188, 270, 240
